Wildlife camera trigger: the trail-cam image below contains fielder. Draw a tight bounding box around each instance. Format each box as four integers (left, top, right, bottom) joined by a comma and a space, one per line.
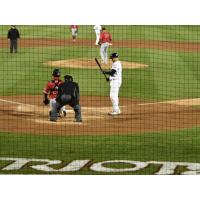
70, 25, 78, 42
99, 27, 112, 65
102, 53, 122, 115
93, 25, 102, 45
50, 75, 82, 122
43, 68, 67, 117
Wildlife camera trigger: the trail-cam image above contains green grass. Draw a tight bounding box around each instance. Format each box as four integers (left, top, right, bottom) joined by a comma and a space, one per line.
1, 26, 200, 175
0, 127, 200, 174
1, 46, 200, 100
1, 25, 200, 41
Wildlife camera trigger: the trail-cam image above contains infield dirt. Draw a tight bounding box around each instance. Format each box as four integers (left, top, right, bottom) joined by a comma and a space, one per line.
1, 37, 200, 135
0, 95, 200, 136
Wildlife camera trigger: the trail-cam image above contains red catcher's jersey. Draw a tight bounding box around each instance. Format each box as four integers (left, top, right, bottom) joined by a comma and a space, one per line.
43, 79, 64, 99
100, 31, 112, 43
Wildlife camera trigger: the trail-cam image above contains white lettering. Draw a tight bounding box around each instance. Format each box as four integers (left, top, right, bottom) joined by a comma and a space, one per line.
0, 157, 90, 172
90, 160, 148, 173
58, 160, 90, 172
31, 160, 90, 172
0, 157, 61, 171
150, 161, 179, 175
1, 157, 200, 174
181, 163, 200, 175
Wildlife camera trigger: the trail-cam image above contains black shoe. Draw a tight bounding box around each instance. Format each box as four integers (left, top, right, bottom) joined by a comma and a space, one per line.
50, 118, 57, 122
74, 119, 82, 122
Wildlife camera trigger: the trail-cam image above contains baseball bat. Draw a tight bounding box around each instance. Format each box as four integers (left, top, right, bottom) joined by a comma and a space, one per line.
94, 58, 109, 82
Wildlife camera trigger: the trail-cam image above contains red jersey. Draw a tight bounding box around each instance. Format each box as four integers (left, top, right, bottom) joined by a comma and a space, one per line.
71, 25, 78, 29
100, 31, 112, 43
43, 79, 64, 99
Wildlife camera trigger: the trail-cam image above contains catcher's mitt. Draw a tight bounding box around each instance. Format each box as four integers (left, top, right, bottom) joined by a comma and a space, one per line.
43, 98, 50, 105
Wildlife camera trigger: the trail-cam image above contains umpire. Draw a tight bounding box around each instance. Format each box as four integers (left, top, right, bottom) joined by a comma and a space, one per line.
7, 25, 20, 53
50, 75, 82, 122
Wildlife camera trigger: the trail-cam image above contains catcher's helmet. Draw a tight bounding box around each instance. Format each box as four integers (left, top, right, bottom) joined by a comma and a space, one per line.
64, 75, 73, 82
52, 68, 61, 77
110, 53, 119, 59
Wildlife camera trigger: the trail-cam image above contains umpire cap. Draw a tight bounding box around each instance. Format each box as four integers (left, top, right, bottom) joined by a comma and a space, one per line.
64, 75, 73, 82
110, 53, 119, 59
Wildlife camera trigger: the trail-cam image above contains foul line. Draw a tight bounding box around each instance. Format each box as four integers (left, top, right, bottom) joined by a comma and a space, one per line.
138, 101, 165, 106
0, 98, 35, 107
1, 97, 196, 109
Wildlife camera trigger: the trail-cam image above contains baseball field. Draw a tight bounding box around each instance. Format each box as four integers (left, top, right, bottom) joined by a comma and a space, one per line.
1, 25, 200, 174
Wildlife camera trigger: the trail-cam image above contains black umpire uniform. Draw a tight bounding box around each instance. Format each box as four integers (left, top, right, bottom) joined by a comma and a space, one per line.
7, 25, 20, 53
50, 75, 82, 122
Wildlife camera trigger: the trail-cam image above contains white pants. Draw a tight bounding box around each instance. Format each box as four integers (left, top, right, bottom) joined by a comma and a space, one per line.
95, 32, 100, 45
50, 99, 66, 112
110, 80, 121, 112
100, 42, 109, 64
71, 28, 78, 37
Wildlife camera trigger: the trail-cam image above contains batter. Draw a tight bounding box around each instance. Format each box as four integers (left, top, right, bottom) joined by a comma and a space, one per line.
103, 53, 122, 115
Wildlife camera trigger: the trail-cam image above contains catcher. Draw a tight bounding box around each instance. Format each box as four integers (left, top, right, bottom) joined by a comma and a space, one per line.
50, 75, 82, 122
43, 68, 67, 117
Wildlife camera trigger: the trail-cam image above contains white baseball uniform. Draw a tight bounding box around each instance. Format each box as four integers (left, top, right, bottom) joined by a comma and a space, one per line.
109, 60, 122, 113
93, 25, 102, 45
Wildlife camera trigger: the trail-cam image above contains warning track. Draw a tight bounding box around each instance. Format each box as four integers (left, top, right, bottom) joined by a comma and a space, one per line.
1, 38, 200, 52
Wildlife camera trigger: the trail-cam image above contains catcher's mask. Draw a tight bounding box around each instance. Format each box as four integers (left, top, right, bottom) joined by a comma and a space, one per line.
110, 53, 119, 59
64, 75, 73, 82
52, 68, 61, 77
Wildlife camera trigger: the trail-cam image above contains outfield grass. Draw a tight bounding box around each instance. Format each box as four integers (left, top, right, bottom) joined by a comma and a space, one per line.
1, 25, 200, 41
0, 127, 200, 174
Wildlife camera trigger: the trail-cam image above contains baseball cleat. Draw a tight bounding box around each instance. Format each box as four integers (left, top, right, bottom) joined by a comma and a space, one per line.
108, 110, 121, 116
74, 119, 83, 123
62, 110, 67, 117
50, 118, 57, 122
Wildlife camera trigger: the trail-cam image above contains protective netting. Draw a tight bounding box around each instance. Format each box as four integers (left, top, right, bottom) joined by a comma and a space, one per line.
0, 25, 200, 174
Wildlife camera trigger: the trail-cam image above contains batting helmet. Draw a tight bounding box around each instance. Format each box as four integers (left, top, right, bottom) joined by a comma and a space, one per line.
64, 75, 73, 82
52, 68, 61, 77
110, 53, 119, 59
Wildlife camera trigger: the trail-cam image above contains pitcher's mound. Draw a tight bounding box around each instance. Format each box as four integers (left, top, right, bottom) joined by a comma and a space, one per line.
45, 58, 148, 69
